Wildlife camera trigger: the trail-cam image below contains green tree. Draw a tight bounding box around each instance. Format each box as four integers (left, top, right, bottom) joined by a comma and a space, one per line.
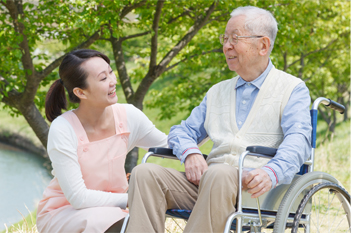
148, 0, 350, 136
0, 0, 231, 171
0, 0, 349, 172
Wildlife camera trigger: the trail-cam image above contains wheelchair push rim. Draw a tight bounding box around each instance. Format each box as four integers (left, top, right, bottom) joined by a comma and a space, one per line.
291, 182, 351, 233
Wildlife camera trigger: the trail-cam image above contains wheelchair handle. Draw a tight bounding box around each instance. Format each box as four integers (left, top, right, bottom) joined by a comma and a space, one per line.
326, 99, 345, 114
312, 97, 345, 114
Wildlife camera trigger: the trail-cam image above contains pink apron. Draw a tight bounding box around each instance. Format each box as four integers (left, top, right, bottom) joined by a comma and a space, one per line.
37, 104, 129, 233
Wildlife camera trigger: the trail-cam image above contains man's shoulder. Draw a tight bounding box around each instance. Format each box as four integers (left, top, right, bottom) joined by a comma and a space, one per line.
273, 67, 302, 83
208, 77, 238, 92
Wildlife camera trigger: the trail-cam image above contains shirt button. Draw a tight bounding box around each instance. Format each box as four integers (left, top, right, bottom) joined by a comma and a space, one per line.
239, 121, 242, 125
79, 136, 84, 141
247, 83, 251, 86
242, 100, 246, 104
119, 123, 123, 128
83, 148, 88, 152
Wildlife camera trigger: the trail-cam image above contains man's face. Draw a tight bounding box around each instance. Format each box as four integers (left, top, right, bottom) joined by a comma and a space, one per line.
223, 15, 261, 76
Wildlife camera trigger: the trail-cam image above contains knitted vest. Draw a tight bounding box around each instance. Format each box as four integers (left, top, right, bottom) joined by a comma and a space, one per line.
204, 67, 302, 168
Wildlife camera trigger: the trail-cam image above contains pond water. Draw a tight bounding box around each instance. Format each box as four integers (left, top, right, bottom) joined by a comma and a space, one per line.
0, 144, 52, 231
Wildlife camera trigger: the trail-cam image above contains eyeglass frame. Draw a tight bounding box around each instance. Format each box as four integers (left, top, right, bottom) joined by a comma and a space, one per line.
219, 33, 265, 45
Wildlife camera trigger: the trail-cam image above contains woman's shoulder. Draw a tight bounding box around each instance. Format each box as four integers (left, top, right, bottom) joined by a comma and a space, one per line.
48, 115, 78, 151
49, 114, 75, 135
113, 103, 143, 116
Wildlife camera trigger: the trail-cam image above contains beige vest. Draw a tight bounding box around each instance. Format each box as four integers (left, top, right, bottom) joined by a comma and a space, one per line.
204, 67, 302, 168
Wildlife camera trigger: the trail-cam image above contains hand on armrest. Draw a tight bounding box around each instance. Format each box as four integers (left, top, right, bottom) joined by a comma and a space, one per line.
242, 168, 272, 198
184, 153, 208, 186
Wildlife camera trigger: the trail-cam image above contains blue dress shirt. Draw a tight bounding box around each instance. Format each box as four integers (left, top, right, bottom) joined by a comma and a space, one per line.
168, 60, 312, 188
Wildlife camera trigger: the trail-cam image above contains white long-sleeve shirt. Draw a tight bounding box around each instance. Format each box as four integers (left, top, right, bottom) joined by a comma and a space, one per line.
47, 104, 168, 210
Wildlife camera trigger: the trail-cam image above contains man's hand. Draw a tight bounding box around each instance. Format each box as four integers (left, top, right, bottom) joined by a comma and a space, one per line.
184, 153, 208, 186
242, 168, 272, 198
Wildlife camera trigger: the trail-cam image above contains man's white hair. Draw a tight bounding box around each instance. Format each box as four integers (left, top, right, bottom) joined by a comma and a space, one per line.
230, 6, 278, 54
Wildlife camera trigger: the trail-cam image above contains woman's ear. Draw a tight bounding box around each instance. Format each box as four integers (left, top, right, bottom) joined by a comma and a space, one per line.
73, 87, 87, 100
259, 36, 271, 56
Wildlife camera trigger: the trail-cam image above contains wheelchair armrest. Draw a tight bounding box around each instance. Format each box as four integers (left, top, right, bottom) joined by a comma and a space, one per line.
143, 147, 208, 164
148, 147, 175, 156
246, 146, 277, 158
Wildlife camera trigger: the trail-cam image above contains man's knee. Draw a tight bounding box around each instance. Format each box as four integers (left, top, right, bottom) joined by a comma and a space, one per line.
130, 163, 162, 185
205, 164, 238, 178
130, 163, 159, 183
201, 164, 239, 188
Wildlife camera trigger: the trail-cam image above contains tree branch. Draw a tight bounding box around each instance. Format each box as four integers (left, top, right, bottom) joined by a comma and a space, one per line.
39, 30, 101, 80
165, 48, 222, 72
167, 7, 194, 24
111, 36, 135, 104
287, 35, 345, 69
4, 0, 38, 105
303, 50, 334, 82
149, 0, 164, 69
120, 0, 147, 19
121, 31, 151, 41
156, 1, 218, 72
205, 12, 230, 25
133, 1, 218, 105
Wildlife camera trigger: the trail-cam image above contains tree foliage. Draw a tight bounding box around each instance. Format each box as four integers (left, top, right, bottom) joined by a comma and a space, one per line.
147, 0, 350, 130
0, 0, 349, 171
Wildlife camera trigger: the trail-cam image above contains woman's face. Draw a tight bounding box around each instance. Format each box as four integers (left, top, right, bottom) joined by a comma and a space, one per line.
79, 57, 118, 107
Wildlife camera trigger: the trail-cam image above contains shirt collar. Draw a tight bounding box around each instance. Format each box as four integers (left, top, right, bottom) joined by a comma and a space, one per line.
236, 59, 274, 90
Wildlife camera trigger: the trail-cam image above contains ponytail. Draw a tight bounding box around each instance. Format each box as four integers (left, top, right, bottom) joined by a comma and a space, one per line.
45, 79, 67, 122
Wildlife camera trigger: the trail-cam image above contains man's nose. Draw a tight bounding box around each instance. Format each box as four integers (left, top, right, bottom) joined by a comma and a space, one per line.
223, 40, 234, 51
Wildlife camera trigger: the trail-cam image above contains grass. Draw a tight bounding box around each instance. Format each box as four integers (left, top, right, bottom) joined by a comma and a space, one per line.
1, 208, 37, 233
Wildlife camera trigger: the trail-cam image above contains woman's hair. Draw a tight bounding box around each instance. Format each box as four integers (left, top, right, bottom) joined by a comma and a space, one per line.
230, 6, 278, 54
45, 49, 110, 122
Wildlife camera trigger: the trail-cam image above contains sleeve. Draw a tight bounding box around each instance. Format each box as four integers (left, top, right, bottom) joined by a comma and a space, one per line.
125, 104, 168, 151
262, 82, 312, 188
47, 117, 128, 210
168, 95, 208, 163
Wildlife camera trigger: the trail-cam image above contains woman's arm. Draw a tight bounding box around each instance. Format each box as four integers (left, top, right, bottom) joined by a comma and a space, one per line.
125, 104, 168, 151
48, 117, 128, 210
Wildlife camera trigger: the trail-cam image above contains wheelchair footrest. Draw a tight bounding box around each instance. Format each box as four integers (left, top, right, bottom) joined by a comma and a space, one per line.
165, 209, 251, 231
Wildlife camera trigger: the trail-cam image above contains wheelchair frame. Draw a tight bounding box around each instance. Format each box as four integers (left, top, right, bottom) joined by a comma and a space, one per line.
120, 97, 350, 233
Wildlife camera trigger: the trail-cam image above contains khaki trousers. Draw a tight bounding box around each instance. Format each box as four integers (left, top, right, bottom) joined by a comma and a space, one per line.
127, 163, 239, 233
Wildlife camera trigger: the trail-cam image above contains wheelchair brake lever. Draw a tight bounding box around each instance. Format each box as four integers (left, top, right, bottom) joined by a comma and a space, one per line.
256, 198, 263, 227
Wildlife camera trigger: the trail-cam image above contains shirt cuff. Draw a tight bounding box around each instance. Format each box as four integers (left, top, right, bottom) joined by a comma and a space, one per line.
116, 193, 128, 209
180, 147, 202, 164
262, 166, 278, 189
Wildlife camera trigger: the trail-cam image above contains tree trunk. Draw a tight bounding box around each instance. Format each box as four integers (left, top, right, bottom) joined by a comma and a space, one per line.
329, 110, 336, 134
19, 102, 49, 149
125, 147, 139, 174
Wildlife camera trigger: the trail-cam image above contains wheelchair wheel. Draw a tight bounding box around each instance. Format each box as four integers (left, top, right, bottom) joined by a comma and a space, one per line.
273, 172, 340, 233
291, 182, 351, 233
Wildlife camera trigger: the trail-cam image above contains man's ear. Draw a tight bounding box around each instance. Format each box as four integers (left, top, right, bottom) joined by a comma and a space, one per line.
259, 37, 271, 56
73, 87, 87, 100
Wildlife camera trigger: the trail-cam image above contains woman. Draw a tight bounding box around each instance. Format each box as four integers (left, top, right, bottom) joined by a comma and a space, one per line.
36, 49, 167, 233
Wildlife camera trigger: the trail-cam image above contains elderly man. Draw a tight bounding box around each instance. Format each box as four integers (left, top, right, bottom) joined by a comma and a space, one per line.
127, 6, 311, 233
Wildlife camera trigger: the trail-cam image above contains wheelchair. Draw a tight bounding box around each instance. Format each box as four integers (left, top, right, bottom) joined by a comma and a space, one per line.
121, 97, 350, 233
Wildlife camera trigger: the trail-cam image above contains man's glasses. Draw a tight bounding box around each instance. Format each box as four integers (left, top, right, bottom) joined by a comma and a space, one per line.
219, 34, 264, 45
